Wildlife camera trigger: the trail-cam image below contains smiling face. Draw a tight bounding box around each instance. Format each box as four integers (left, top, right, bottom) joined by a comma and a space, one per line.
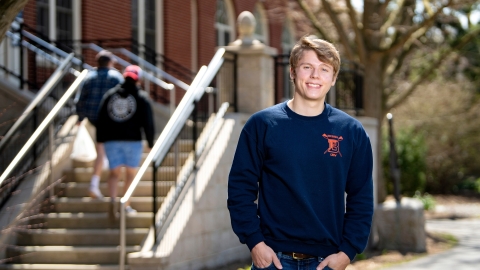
290, 50, 336, 104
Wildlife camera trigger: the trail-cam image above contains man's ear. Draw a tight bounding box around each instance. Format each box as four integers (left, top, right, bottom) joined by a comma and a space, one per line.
290, 67, 295, 80
331, 76, 337, 86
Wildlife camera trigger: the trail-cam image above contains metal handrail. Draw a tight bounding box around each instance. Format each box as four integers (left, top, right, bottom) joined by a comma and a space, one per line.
5, 30, 83, 77
9, 28, 179, 94
19, 30, 91, 70
8, 25, 181, 113
153, 102, 229, 238
83, 43, 175, 91
154, 49, 225, 167
109, 47, 189, 91
0, 69, 89, 186
0, 53, 74, 153
118, 48, 226, 270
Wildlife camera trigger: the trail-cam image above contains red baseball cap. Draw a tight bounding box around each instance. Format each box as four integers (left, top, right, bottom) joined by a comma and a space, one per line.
123, 65, 143, 81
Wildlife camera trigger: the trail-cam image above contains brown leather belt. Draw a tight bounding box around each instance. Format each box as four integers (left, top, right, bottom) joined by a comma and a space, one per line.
283, 252, 316, 260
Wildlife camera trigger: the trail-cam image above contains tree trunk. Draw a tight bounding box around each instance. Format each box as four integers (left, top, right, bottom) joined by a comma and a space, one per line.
363, 51, 387, 203
0, 0, 29, 43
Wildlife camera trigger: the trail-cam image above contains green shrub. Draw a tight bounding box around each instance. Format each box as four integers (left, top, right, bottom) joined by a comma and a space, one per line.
454, 176, 480, 194
413, 191, 436, 211
383, 128, 428, 197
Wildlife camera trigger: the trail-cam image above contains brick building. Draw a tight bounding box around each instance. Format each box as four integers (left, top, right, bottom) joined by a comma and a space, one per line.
21, 0, 297, 78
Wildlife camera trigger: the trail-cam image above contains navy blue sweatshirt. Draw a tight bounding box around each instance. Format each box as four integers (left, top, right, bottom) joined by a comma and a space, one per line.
227, 101, 374, 261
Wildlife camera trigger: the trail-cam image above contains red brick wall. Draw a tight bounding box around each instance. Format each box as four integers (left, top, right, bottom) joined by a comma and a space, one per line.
233, 0, 256, 18
197, 0, 216, 68
19, 0, 294, 101
81, 0, 132, 68
82, 1, 131, 40
23, 1, 36, 29
263, 0, 288, 53
164, 0, 193, 104
164, 0, 192, 69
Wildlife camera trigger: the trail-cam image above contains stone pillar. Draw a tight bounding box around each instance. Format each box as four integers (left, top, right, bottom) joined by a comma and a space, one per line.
221, 11, 277, 114
372, 197, 427, 253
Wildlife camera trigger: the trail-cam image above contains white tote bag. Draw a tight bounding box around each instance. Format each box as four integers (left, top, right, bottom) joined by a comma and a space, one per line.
70, 124, 97, 162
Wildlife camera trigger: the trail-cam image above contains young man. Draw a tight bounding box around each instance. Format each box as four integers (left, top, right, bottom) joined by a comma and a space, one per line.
96, 65, 155, 217
227, 35, 374, 270
76, 50, 124, 199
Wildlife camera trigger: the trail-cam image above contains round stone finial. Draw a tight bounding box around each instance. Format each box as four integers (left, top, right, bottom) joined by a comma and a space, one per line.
238, 11, 256, 39
229, 10, 261, 46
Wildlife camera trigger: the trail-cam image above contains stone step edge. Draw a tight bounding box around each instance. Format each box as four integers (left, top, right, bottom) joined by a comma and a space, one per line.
16, 228, 149, 234
9, 246, 139, 252
0, 264, 126, 270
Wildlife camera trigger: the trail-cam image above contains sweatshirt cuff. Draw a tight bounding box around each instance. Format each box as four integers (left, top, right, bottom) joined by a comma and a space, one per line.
339, 241, 357, 262
245, 231, 265, 251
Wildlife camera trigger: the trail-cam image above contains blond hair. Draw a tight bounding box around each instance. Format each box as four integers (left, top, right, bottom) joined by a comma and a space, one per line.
289, 35, 341, 78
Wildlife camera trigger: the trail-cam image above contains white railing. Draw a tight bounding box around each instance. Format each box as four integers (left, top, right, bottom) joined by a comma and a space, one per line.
0, 69, 89, 186
118, 48, 226, 270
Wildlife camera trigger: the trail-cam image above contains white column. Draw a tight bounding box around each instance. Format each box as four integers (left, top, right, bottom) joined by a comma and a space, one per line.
49, 0, 56, 40
138, 0, 146, 59
73, 0, 82, 56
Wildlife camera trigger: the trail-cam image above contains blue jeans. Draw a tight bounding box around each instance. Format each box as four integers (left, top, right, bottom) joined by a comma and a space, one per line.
251, 252, 333, 270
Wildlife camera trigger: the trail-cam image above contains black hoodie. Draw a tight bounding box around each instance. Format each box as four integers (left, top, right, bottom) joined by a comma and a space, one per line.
96, 79, 155, 148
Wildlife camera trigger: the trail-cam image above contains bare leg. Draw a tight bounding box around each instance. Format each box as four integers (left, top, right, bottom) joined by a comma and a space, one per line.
107, 166, 122, 220
124, 167, 138, 208
108, 166, 122, 201
93, 143, 105, 177
89, 143, 105, 199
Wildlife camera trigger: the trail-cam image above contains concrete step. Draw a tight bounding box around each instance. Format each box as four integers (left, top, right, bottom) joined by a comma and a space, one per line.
0, 264, 123, 270
73, 152, 190, 168
6, 246, 139, 264
3, 140, 195, 268
29, 212, 153, 229
63, 167, 179, 182
16, 228, 149, 246
50, 197, 165, 213
55, 181, 175, 198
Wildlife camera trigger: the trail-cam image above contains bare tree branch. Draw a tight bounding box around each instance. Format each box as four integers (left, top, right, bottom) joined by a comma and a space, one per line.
320, 0, 356, 60
294, 0, 334, 41
384, 0, 453, 54
384, 44, 416, 95
386, 26, 480, 111
346, 0, 366, 63
423, 0, 434, 17
380, 0, 405, 35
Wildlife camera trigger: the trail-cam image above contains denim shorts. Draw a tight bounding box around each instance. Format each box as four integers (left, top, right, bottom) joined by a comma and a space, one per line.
250, 252, 332, 270
104, 141, 143, 169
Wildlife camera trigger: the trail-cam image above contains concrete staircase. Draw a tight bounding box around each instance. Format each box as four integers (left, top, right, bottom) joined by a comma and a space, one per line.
2, 142, 192, 270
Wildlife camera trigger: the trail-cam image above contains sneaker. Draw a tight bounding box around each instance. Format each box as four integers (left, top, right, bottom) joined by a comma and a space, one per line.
89, 186, 104, 200
125, 206, 137, 214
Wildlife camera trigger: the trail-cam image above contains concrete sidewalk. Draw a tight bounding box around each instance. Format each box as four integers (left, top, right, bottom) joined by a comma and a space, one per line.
384, 218, 480, 270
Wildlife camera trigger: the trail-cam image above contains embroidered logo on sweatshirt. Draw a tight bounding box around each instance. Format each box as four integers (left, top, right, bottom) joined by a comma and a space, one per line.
107, 93, 137, 122
323, 134, 343, 157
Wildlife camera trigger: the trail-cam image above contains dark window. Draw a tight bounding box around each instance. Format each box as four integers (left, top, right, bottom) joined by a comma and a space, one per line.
56, 0, 73, 42
36, 0, 49, 38
131, 0, 139, 54
145, 0, 156, 55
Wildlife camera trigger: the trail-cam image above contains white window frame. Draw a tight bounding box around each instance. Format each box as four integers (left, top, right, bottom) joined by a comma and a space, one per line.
215, 0, 235, 46
253, 2, 269, 45
42, 0, 81, 42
